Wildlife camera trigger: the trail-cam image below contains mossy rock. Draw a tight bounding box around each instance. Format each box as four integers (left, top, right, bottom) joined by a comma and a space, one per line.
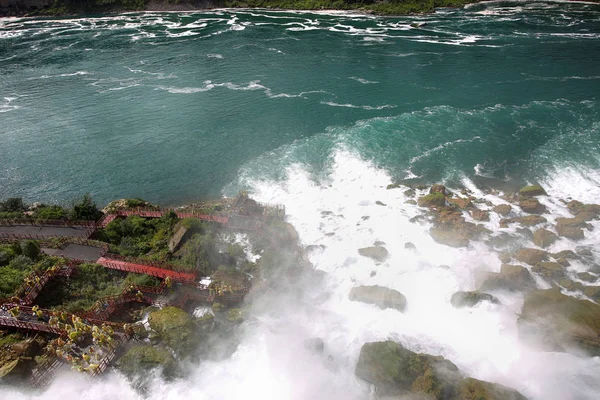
556, 226, 584, 240
226, 308, 243, 323
355, 341, 527, 399
349, 285, 407, 312
492, 204, 512, 216
514, 248, 548, 265
148, 306, 202, 357
532, 229, 557, 248
457, 377, 527, 400
429, 184, 447, 195
531, 262, 564, 279
418, 193, 446, 208
355, 341, 460, 397
518, 289, 600, 356
430, 227, 470, 248
519, 198, 547, 214
116, 345, 179, 380
451, 291, 499, 308
212, 302, 227, 312
518, 185, 547, 197
358, 246, 389, 262
477, 265, 535, 292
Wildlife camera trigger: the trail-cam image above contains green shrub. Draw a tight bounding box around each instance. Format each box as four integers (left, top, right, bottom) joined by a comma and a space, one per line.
21, 240, 41, 261
0, 198, 25, 212
35, 205, 67, 220
71, 193, 102, 221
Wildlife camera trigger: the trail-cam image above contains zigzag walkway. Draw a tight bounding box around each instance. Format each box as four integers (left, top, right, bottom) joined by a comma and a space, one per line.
0, 261, 80, 307
99, 208, 229, 227
98, 208, 273, 232
96, 255, 198, 283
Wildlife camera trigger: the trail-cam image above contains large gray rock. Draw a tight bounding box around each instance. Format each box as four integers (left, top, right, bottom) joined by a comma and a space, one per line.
556, 226, 584, 240
355, 341, 527, 399
349, 285, 406, 312
519, 289, 600, 356
514, 248, 549, 265
519, 198, 547, 214
451, 291, 499, 308
148, 306, 202, 357
116, 345, 179, 380
532, 229, 557, 248
430, 227, 470, 248
358, 246, 389, 262
518, 185, 547, 197
478, 264, 535, 292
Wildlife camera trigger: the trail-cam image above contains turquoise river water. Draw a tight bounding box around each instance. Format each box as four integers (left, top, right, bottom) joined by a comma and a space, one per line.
1, 2, 600, 400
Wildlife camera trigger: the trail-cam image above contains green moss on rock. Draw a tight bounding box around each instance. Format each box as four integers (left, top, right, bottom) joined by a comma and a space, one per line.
349, 285, 406, 312
457, 377, 527, 400
355, 341, 527, 399
518, 185, 547, 197
451, 291, 499, 308
148, 306, 201, 357
519, 289, 600, 356
418, 193, 446, 208
116, 345, 179, 380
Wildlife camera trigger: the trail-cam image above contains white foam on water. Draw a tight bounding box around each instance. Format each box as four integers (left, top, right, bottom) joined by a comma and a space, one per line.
320, 101, 396, 110
349, 77, 378, 84
243, 148, 600, 400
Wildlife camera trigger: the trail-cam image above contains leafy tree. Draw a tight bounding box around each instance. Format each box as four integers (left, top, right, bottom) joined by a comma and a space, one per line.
35, 205, 67, 220
21, 240, 41, 261
71, 193, 102, 221
0, 251, 11, 267
0, 197, 25, 212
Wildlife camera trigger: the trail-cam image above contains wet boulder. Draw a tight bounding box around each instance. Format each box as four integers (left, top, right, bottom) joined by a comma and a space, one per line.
478, 264, 535, 292
556, 216, 590, 229
430, 227, 470, 248
448, 197, 472, 209
501, 215, 547, 227
552, 249, 579, 260
556, 226, 584, 240
418, 193, 446, 208
116, 345, 179, 380
518, 185, 547, 197
492, 204, 512, 216
566, 200, 600, 216
514, 248, 549, 265
532, 229, 557, 248
358, 246, 389, 262
519, 198, 547, 214
531, 262, 564, 279
148, 306, 202, 357
349, 285, 406, 312
470, 209, 490, 222
457, 377, 527, 400
355, 341, 460, 397
451, 291, 499, 308
355, 341, 526, 399
518, 289, 600, 356
429, 184, 447, 195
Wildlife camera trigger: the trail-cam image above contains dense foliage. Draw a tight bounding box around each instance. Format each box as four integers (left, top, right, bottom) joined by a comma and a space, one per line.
26, 0, 479, 16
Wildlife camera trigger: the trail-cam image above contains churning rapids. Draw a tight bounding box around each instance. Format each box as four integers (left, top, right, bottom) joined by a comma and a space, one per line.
2, 1, 600, 399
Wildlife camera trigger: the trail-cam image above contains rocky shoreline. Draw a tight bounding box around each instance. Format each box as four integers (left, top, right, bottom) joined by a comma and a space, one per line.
2, 182, 600, 398
0, 0, 477, 18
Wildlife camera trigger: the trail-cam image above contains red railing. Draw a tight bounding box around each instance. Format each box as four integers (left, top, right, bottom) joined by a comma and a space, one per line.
97, 254, 198, 283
